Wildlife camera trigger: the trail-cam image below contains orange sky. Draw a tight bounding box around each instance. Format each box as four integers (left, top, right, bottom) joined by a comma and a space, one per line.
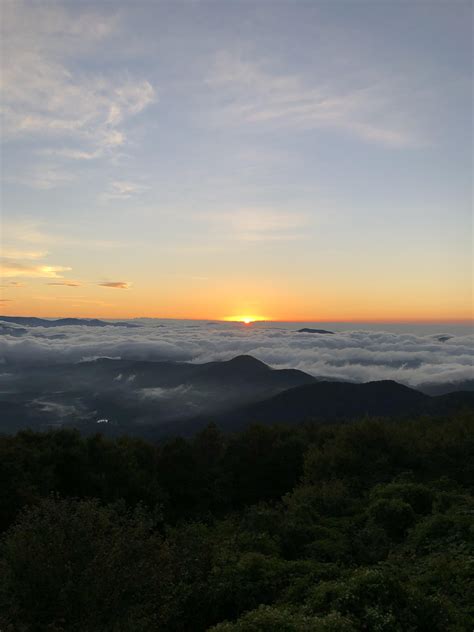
1, 275, 472, 323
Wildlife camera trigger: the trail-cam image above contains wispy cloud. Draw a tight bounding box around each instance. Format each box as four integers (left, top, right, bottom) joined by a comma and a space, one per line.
0, 281, 26, 288
39, 148, 103, 161
0, 261, 72, 279
1, 220, 52, 245
3, 219, 123, 250
207, 53, 419, 148
1, 249, 48, 260
202, 208, 310, 242
0, 1, 156, 173
46, 281, 82, 287
6, 165, 74, 190
98, 281, 131, 289
101, 180, 150, 201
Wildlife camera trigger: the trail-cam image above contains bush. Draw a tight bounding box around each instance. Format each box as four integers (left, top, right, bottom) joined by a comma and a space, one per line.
209, 605, 355, 632
308, 567, 452, 631
368, 498, 416, 540
0, 497, 169, 632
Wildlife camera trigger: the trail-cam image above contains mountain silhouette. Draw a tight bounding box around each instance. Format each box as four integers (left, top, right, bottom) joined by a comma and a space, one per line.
190, 355, 315, 389
66, 355, 317, 391
417, 379, 474, 396
0, 316, 139, 328
0, 355, 317, 433
214, 379, 474, 430
297, 328, 334, 334
1, 354, 472, 438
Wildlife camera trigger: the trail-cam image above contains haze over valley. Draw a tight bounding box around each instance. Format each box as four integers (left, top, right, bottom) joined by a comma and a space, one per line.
1, 317, 472, 437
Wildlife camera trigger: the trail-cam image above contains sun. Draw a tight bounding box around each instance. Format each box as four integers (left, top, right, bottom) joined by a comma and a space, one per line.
223, 314, 267, 324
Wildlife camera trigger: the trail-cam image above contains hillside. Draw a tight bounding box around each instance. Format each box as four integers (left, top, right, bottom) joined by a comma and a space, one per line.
1, 354, 472, 438
218, 379, 474, 428
0, 355, 317, 434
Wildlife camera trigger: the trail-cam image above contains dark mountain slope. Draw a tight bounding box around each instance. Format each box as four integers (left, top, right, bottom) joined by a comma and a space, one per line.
417, 379, 474, 396
214, 380, 474, 429
190, 355, 315, 390
16, 355, 316, 392
2, 353, 472, 438
0, 356, 318, 433
433, 390, 474, 412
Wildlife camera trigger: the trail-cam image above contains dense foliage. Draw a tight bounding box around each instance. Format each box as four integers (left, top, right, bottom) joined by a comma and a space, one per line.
1, 413, 473, 631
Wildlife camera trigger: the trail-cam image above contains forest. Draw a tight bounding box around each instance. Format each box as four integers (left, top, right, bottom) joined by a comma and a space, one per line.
0, 412, 473, 631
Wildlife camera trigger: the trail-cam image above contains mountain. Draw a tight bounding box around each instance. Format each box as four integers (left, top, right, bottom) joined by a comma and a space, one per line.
435, 335, 452, 343
0, 316, 139, 328
189, 355, 316, 390
1, 353, 472, 438
42, 354, 316, 392
0, 355, 318, 433
417, 379, 474, 396
211, 379, 474, 430
297, 328, 334, 334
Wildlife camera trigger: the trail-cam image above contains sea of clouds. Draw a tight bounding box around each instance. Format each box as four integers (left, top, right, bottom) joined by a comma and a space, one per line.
0, 319, 472, 388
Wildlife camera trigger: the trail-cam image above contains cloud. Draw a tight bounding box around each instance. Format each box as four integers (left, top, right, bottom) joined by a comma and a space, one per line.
46, 281, 81, 287
0, 320, 472, 388
0, 261, 72, 279
1, 220, 52, 245
31, 398, 95, 421
206, 53, 419, 148
1, 1, 155, 172
7, 166, 75, 190
3, 219, 124, 250
98, 281, 131, 289
1, 222, 74, 280
202, 208, 310, 242
0, 281, 26, 288
1, 249, 48, 260
140, 385, 192, 400
101, 180, 150, 201
40, 148, 103, 161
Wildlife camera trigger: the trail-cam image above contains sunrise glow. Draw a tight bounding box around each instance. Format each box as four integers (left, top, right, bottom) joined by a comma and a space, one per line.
0, 1, 471, 325
223, 315, 268, 324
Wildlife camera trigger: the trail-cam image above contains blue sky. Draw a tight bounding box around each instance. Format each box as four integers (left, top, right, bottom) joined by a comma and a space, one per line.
1, 0, 472, 320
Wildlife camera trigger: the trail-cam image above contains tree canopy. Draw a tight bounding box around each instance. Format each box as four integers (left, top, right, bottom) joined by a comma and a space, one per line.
1, 413, 473, 631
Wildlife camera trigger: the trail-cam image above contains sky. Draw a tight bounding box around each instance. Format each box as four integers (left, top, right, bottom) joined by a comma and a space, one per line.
1, 0, 472, 322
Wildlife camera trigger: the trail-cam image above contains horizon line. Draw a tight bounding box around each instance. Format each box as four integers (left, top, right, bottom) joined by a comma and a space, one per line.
1, 313, 473, 326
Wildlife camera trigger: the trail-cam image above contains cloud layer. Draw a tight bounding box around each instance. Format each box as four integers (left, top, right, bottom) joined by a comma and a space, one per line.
0, 319, 472, 388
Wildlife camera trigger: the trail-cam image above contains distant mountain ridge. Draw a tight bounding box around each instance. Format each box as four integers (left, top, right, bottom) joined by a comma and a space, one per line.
0, 316, 139, 328
297, 328, 334, 334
